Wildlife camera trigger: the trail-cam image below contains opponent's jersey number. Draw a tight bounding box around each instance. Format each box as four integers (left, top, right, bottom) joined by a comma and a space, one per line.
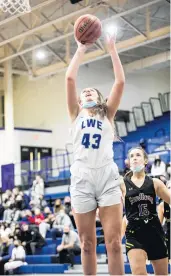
138, 204, 149, 217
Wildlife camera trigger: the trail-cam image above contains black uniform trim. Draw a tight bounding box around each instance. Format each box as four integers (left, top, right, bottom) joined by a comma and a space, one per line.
164, 202, 170, 259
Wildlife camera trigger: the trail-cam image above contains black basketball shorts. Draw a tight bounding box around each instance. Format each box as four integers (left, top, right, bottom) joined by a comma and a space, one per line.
125, 219, 168, 260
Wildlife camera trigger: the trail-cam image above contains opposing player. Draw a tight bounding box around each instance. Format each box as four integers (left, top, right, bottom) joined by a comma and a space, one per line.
121, 147, 170, 275
158, 181, 171, 262
65, 32, 125, 275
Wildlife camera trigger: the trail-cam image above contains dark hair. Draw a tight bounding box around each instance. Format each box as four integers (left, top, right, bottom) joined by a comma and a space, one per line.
91, 88, 121, 140
124, 147, 148, 178
89, 88, 107, 118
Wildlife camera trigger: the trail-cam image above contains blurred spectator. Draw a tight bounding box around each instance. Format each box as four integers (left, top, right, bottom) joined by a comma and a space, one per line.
51, 210, 74, 240
29, 199, 41, 211
4, 240, 27, 274
64, 197, 76, 229
19, 224, 32, 255
11, 194, 26, 222
0, 204, 4, 220
39, 195, 48, 211
39, 207, 55, 238
31, 175, 44, 202
54, 199, 64, 215
12, 188, 19, 197
64, 197, 71, 215
27, 208, 44, 226
123, 159, 130, 175
19, 191, 30, 209
13, 224, 22, 241
0, 235, 14, 275
151, 155, 166, 177
166, 162, 171, 180
22, 210, 33, 224
20, 224, 45, 255
57, 226, 81, 267
3, 201, 14, 223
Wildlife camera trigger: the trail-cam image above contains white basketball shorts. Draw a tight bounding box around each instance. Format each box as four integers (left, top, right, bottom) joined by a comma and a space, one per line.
70, 161, 122, 213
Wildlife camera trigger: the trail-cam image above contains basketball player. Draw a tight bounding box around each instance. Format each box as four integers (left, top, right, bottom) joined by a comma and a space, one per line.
158, 181, 171, 262
65, 33, 125, 275
121, 147, 170, 275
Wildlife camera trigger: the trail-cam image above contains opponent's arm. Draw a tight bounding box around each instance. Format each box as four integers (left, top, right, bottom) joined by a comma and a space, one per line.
157, 201, 164, 224
154, 178, 171, 205
122, 215, 127, 239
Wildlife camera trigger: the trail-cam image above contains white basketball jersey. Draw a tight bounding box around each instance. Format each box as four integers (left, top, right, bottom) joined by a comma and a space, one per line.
70, 111, 114, 168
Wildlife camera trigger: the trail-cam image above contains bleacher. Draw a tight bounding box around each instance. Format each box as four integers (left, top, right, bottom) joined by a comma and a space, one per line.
11, 198, 170, 275
15, 224, 170, 275
0, 92, 170, 275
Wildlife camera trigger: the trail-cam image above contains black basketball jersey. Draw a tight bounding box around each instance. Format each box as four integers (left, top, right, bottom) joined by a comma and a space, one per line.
164, 202, 170, 232
124, 174, 158, 221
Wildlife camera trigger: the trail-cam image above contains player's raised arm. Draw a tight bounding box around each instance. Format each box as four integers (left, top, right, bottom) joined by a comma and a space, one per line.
65, 43, 87, 121
106, 34, 125, 120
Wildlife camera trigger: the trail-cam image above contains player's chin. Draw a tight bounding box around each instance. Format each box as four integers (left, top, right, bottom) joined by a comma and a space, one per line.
85, 97, 92, 101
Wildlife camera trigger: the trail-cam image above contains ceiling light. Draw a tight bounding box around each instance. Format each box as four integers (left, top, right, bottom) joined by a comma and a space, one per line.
36, 50, 46, 60
104, 24, 118, 37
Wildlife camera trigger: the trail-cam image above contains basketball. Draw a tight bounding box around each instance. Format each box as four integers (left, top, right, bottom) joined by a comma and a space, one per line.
74, 14, 102, 44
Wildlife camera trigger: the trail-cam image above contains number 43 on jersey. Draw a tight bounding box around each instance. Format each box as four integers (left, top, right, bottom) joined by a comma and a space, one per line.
82, 133, 101, 149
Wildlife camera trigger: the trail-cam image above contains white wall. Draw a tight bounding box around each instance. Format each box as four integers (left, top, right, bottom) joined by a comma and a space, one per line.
13, 73, 71, 149
77, 66, 170, 111
12, 67, 170, 149
0, 129, 55, 186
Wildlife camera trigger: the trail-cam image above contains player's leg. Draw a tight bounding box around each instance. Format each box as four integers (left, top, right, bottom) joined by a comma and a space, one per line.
151, 258, 168, 275
73, 209, 97, 275
148, 220, 169, 275
128, 248, 148, 275
97, 162, 124, 275
70, 163, 98, 274
99, 203, 124, 275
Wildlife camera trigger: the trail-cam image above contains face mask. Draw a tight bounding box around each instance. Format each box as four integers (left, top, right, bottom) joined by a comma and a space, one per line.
65, 202, 71, 206
15, 244, 19, 248
82, 101, 97, 109
130, 164, 144, 173
55, 204, 61, 208
64, 232, 69, 235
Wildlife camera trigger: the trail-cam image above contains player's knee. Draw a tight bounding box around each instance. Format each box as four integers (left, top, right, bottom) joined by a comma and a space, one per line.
106, 237, 122, 254
81, 238, 95, 255
132, 264, 146, 275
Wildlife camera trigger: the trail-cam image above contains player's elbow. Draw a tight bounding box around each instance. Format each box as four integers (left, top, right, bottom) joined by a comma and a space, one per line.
115, 80, 125, 87
65, 75, 75, 82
